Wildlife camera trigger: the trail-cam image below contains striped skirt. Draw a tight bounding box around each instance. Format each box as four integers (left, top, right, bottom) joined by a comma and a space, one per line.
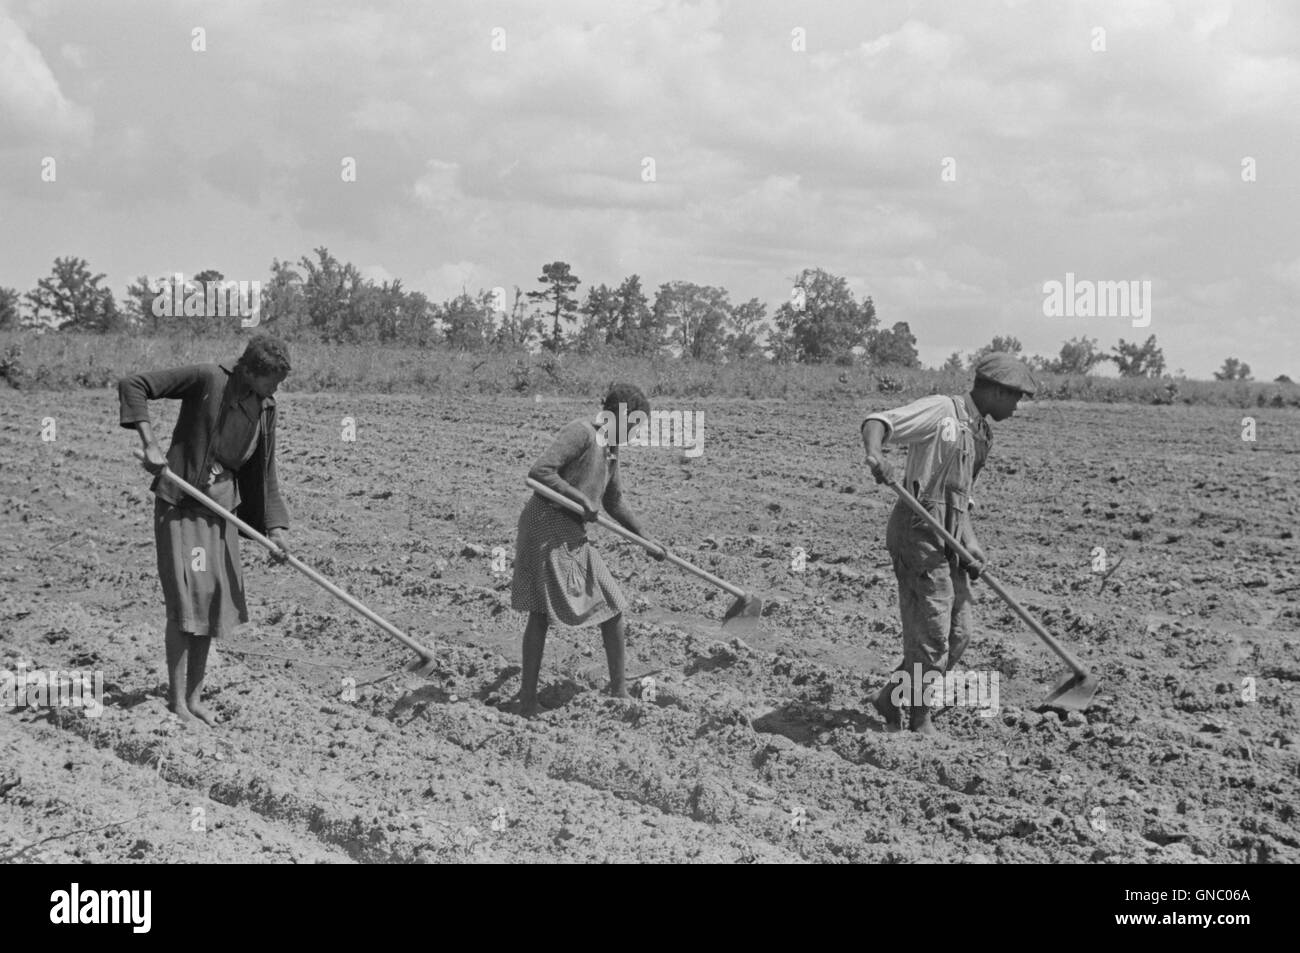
153, 476, 248, 638
510, 494, 628, 627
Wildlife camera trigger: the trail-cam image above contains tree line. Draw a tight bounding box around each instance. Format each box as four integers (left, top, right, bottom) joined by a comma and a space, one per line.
0, 252, 1276, 381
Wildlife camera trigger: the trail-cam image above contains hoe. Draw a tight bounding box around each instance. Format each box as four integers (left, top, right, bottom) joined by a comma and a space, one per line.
526, 477, 763, 634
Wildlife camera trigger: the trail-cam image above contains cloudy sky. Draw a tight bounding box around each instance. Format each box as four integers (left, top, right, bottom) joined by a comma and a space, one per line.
1, 0, 1296, 377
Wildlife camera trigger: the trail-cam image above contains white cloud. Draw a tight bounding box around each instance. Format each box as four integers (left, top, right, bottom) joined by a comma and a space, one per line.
350, 99, 419, 136
424, 261, 487, 302
360, 264, 396, 285
58, 42, 84, 68
860, 19, 960, 67
1192, 0, 1234, 39
1271, 257, 1300, 291
0, 10, 91, 144
1, 0, 1297, 378
413, 159, 464, 216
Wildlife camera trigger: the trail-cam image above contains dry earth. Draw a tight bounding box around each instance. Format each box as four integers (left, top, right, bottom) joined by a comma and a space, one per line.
1, 390, 1297, 863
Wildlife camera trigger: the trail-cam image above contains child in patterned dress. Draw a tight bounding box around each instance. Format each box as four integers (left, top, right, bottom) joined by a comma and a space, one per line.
511, 384, 666, 717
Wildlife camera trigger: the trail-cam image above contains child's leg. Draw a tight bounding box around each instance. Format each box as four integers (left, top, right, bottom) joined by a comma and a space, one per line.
946, 566, 974, 671
520, 611, 549, 716
164, 622, 194, 722
872, 662, 905, 731
897, 548, 952, 736
872, 554, 910, 730
186, 636, 220, 727
599, 612, 627, 698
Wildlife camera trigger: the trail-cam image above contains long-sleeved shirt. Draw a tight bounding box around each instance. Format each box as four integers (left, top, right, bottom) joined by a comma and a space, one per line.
118, 362, 289, 533
528, 417, 644, 536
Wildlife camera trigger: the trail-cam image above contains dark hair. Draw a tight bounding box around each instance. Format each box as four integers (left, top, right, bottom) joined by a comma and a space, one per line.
603, 383, 650, 419
236, 333, 291, 378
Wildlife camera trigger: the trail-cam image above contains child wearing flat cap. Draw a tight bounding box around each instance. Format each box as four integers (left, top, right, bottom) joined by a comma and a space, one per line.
860, 353, 1036, 734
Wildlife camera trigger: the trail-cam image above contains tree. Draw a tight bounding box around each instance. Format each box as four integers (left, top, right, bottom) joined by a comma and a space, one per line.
191, 269, 230, 336
0, 287, 21, 331
26, 257, 124, 332
1111, 335, 1166, 378
772, 268, 877, 364
440, 289, 496, 350
298, 247, 364, 343
941, 351, 965, 373
867, 321, 920, 367
493, 286, 542, 350
1213, 357, 1252, 381
527, 261, 580, 352
653, 281, 731, 361
347, 279, 407, 344
1052, 335, 1106, 375
577, 283, 619, 354
1276, 374, 1294, 384
614, 274, 659, 355
121, 275, 163, 333
768, 326, 796, 364
968, 335, 1022, 368
725, 298, 767, 361
397, 289, 437, 347
260, 259, 306, 334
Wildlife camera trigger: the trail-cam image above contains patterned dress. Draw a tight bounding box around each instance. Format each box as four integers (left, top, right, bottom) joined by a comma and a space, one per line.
511, 417, 630, 626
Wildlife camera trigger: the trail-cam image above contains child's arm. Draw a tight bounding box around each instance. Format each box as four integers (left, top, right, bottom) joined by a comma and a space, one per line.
261, 411, 290, 537
861, 418, 894, 485
960, 524, 985, 580
527, 421, 599, 518
861, 396, 950, 487
601, 456, 667, 560
600, 457, 642, 535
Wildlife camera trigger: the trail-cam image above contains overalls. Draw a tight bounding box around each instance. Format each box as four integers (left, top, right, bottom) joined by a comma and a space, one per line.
885, 396, 990, 687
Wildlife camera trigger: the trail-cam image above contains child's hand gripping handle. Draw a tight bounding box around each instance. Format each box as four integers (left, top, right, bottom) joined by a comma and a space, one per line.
525, 477, 743, 598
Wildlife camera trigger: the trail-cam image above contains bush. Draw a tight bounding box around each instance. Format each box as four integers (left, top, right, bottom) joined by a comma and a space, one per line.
1, 341, 26, 388
3, 330, 1297, 408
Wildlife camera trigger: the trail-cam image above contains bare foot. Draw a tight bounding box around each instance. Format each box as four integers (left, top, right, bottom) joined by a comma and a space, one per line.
502, 695, 541, 718
908, 708, 937, 736
187, 700, 222, 727
603, 694, 636, 716
872, 683, 903, 732
167, 700, 197, 724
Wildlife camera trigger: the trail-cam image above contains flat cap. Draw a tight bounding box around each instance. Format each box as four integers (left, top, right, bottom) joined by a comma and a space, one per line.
974, 352, 1037, 396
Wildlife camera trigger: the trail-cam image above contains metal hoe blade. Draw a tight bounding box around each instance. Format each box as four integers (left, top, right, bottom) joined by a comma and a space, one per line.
879, 478, 1101, 713
404, 654, 439, 677
1040, 670, 1099, 712
721, 594, 763, 634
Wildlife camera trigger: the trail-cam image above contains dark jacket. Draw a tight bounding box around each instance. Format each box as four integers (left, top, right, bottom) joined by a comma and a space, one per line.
118, 362, 289, 533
